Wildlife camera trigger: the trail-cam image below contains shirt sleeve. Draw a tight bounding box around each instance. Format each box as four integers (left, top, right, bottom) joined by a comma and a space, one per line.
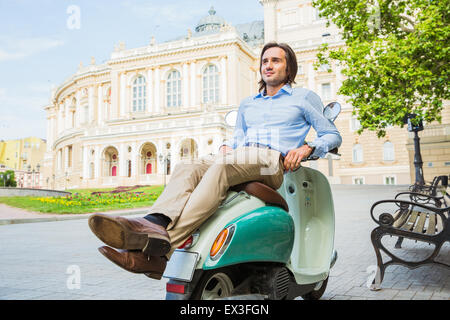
224, 102, 247, 149
303, 91, 342, 158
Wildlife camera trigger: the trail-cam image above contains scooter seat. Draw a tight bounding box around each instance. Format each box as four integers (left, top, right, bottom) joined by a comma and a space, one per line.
231, 181, 289, 212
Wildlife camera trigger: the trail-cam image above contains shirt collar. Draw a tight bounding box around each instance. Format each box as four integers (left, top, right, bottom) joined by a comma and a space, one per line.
253, 83, 293, 99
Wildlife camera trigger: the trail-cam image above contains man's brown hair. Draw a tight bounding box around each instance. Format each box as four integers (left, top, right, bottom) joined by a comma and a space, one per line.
258, 42, 298, 93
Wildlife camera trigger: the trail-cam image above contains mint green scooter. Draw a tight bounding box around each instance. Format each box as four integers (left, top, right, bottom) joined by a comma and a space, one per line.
164, 102, 341, 300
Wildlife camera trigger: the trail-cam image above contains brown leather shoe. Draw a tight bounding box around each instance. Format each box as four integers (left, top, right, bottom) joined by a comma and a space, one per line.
98, 246, 167, 280
88, 213, 171, 256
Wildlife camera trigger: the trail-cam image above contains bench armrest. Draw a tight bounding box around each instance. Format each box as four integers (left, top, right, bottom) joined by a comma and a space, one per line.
395, 192, 444, 208
370, 199, 449, 228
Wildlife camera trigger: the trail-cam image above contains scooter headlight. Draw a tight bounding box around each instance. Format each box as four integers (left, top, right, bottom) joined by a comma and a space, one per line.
210, 225, 235, 260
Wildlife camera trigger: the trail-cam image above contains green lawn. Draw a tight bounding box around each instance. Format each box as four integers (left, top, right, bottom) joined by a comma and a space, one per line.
0, 185, 164, 214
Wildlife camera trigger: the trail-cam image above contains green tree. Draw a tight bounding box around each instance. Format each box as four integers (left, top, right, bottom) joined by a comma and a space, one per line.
313, 0, 449, 137
0, 170, 17, 187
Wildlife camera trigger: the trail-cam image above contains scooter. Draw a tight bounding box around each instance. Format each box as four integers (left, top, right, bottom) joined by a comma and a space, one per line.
163, 102, 341, 300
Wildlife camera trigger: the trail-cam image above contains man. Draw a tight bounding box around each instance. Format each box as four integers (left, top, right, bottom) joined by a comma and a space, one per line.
88, 42, 342, 280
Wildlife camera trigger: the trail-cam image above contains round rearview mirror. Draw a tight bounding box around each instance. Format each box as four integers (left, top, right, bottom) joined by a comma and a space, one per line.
323, 102, 341, 122
224, 110, 238, 127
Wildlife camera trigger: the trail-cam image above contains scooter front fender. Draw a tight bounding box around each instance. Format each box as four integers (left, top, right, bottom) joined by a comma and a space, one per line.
203, 206, 294, 270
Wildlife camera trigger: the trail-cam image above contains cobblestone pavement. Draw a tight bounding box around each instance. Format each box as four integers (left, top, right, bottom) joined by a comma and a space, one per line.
0, 185, 448, 300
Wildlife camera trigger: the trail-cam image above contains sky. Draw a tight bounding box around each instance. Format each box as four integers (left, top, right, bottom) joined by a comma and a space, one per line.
0, 0, 264, 141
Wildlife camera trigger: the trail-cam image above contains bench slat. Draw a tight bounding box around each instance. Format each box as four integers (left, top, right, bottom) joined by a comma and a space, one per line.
393, 210, 410, 228
426, 214, 436, 235
401, 211, 419, 231
436, 214, 443, 233
413, 212, 427, 233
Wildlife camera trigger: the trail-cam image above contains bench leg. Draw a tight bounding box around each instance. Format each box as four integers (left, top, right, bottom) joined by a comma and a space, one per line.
370, 227, 386, 291
395, 236, 404, 249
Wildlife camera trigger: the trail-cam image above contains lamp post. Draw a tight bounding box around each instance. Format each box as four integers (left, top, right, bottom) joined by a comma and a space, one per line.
405, 114, 425, 186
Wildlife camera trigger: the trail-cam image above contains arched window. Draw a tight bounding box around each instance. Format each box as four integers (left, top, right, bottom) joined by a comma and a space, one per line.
202, 64, 219, 104
352, 144, 363, 163
167, 70, 181, 107
132, 75, 146, 112
383, 141, 395, 161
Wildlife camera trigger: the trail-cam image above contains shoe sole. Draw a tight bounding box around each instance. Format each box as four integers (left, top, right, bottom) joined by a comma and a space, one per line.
89, 215, 170, 256
144, 272, 163, 280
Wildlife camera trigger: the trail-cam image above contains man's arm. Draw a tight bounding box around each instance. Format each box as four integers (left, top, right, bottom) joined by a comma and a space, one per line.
302, 91, 342, 158
284, 91, 342, 171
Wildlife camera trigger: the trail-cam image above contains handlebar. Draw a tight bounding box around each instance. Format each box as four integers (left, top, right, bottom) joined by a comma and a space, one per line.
301, 147, 340, 162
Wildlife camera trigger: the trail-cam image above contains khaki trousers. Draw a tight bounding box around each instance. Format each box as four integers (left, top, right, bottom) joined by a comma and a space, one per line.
146, 147, 285, 258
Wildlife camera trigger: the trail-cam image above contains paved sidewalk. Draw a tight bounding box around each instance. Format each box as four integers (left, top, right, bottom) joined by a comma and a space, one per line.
0, 184, 448, 300
0, 204, 149, 225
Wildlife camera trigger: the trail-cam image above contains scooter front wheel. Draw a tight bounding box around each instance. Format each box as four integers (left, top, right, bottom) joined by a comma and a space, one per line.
191, 268, 237, 300
300, 276, 329, 300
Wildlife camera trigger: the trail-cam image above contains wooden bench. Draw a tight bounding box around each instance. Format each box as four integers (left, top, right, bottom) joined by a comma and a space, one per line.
409, 175, 449, 197
393, 177, 449, 248
369, 197, 450, 290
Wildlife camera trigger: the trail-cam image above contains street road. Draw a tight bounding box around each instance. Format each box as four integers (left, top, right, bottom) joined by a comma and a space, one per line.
0, 184, 448, 300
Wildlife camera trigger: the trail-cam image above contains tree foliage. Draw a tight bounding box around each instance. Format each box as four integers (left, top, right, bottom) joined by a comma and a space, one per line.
0, 170, 17, 187
313, 0, 449, 137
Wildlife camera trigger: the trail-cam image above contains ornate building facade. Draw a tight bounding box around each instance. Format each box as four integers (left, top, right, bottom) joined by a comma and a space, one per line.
43, 1, 449, 190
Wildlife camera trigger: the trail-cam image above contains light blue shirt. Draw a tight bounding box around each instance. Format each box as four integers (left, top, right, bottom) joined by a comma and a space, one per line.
226, 84, 342, 158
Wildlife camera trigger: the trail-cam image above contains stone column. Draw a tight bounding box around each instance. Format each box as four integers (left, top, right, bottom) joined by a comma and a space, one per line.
58, 105, 64, 134
190, 61, 196, 107
65, 99, 70, 129
119, 144, 125, 177
111, 70, 119, 119
82, 146, 88, 179
94, 145, 100, 179
120, 73, 126, 117
154, 67, 160, 113
220, 57, 228, 105
147, 69, 153, 113
88, 86, 95, 124
182, 62, 189, 107
228, 54, 238, 105
75, 90, 81, 127
131, 142, 137, 177
64, 146, 69, 170
97, 85, 103, 125
261, 0, 278, 43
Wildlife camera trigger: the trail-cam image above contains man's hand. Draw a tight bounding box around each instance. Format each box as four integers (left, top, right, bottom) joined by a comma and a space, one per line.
283, 145, 314, 171
219, 145, 233, 154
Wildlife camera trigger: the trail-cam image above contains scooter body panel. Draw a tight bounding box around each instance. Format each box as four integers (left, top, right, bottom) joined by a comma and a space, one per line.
181, 190, 267, 268
203, 206, 294, 269
278, 167, 336, 284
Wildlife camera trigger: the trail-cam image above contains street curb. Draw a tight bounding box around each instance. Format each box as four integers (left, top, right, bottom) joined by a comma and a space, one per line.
0, 210, 148, 226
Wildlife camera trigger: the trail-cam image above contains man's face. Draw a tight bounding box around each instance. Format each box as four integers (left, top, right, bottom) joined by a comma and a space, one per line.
261, 47, 288, 89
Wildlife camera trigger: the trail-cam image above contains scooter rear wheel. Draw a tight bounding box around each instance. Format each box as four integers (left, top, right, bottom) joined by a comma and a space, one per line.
300, 276, 329, 300
191, 268, 237, 300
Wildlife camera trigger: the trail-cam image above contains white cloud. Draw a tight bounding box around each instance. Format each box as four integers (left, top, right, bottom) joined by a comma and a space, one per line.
0, 36, 64, 62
